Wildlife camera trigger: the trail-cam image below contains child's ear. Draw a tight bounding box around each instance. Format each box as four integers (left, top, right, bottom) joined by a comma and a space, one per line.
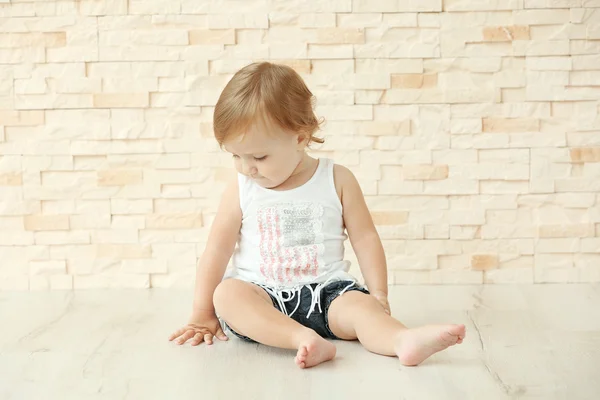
296, 132, 309, 148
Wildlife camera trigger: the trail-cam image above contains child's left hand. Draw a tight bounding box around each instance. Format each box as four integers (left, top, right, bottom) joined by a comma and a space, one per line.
371, 292, 390, 315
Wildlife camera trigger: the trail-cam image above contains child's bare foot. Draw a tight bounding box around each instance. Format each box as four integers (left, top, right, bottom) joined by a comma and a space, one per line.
294, 335, 336, 369
394, 324, 466, 366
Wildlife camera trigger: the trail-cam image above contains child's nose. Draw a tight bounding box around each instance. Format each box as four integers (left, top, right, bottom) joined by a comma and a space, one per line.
242, 160, 257, 176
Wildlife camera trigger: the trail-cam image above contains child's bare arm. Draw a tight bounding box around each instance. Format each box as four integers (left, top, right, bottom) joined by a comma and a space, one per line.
169, 176, 241, 346
335, 165, 389, 308
192, 176, 242, 314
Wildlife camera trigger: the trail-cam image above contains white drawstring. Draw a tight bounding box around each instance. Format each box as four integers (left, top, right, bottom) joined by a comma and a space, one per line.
260, 285, 303, 317
259, 279, 358, 319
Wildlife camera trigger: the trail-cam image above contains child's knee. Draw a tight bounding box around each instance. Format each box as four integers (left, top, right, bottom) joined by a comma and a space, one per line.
213, 279, 240, 313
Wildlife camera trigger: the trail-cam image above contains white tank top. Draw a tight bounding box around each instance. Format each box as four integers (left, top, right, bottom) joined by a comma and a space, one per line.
227, 158, 356, 298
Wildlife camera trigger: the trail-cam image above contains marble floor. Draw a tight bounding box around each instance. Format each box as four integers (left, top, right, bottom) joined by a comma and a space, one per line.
1, 285, 599, 400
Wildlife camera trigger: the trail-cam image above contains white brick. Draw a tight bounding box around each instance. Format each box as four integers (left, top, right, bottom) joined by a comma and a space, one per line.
122, 259, 167, 274
29, 260, 66, 275
308, 44, 353, 59
111, 199, 153, 215
514, 10, 571, 25
444, 0, 522, 11
354, 0, 441, 12
337, 13, 383, 28
537, 238, 580, 253
526, 56, 572, 71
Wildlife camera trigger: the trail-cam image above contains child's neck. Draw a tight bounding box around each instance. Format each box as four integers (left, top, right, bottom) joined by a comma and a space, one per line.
270, 154, 318, 192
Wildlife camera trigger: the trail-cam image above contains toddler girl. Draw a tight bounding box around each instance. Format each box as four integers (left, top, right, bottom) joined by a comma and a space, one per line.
169, 62, 465, 368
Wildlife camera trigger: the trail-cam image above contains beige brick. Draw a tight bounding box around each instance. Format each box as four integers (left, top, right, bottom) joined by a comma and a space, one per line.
337, 13, 383, 28
371, 211, 409, 225
24, 215, 69, 231
484, 267, 534, 284
29, 260, 66, 275
444, 0, 522, 10
308, 44, 353, 59
0, 110, 45, 126
424, 225, 449, 239
35, 231, 90, 245
92, 229, 138, 244
450, 119, 482, 134
298, 13, 336, 28
384, 13, 419, 27
391, 74, 438, 89
97, 170, 143, 186
0, 231, 34, 245
388, 254, 438, 270
451, 163, 529, 180
0, 32, 67, 48
538, 224, 595, 238
450, 226, 481, 240
100, 30, 187, 47
527, 56, 572, 71
570, 147, 600, 162
206, 14, 269, 29
471, 254, 499, 270
103, 78, 158, 93
122, 259, 167, 274
581, 238, 600, 253
112, 215, 146, 229
0, 173, 22, 186
93, 93, 149, 108
111, 199, 153, 215
355, 0, 441, 12
272, 60, 311, 74
95, 243, 151, 259
153, 199, 204, 213
525, 0, 581, 7
424, 179, 478, 195
189, 30, 235, 45
146, 213, 203, 230
49, 275, 73, 290
317, 105, 373, 121
70, 214, 111, 229
483, 26, 530, 41
79, 0, 128, 16
438, 255, 469, 270
356, 59, 423, 74
537, 238, 580, 253
482, 118, 540, 132
403, 165, 449, 180
313, 28, 365, 44
514, 9, 570, 25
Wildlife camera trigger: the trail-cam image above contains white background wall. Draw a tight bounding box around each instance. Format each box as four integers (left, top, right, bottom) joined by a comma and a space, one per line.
0, 0, 599, 290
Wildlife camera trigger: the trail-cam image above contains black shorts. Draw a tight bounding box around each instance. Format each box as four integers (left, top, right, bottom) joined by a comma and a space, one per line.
223, 280, 369, 342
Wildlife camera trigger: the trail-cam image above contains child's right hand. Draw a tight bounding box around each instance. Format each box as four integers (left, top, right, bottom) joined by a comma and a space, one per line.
169, 310, 229, 346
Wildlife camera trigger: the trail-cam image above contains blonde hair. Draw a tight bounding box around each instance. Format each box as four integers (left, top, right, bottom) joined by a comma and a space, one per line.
213, 62, 324, 146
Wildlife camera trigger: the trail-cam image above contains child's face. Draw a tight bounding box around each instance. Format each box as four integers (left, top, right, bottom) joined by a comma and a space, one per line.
223, 119, 306, 189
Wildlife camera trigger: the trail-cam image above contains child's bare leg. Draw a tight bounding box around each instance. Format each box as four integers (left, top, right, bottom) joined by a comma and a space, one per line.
213, 279, 336, 368
327, 291, 465, 366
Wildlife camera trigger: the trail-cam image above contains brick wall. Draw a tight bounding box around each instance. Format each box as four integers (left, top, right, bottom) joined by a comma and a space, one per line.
1, 0, 599, 290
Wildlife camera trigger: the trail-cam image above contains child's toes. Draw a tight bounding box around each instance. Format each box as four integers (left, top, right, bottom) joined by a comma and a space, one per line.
298, 346, 308, 359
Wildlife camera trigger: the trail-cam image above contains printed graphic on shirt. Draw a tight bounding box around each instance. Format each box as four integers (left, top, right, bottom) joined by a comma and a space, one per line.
257, 202, 324, 285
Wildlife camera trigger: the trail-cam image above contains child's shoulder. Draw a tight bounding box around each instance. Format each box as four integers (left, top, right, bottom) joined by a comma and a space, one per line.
332, 163, 361, 203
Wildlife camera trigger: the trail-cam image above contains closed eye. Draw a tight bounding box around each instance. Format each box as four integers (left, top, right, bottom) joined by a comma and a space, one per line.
254, 156, 267, 161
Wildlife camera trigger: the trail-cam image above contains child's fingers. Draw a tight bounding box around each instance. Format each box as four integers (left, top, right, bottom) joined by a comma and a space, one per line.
169, 327, 186, 341
204, 333, 213, 345
191, 332, 204, 346
216, 328, 228, 341
176, 330, 196, 345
